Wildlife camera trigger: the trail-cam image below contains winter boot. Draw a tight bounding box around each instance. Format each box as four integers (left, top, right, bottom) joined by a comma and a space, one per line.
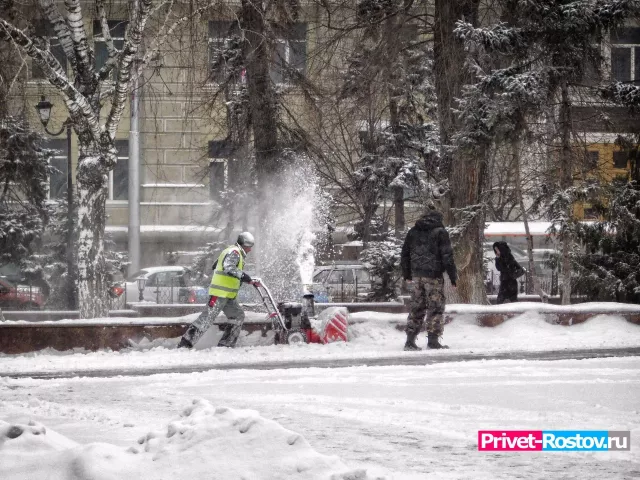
427, 333, 449, 349
403, 332, 422, 351
218, 324, 242, 348
177, 325, 198, 349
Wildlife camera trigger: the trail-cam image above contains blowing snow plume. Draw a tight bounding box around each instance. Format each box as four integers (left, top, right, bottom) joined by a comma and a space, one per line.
255, 156, 328, 302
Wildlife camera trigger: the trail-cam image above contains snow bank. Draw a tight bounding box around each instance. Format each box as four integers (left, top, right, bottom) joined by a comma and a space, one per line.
0, 399, 373, 480
446, 301, 640, 314
1, 308, 639, 377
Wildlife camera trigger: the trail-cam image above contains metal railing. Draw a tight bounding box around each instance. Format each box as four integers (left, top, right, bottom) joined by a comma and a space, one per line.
486, 270, 560, 296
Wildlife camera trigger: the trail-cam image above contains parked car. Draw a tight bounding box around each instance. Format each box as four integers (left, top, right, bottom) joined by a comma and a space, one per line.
110, 266, 207, 304
0, 277, 46, 310
311, 263, 372, 302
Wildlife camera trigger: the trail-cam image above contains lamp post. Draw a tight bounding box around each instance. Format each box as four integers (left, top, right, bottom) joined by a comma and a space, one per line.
136, 276, 146, 301
35, 96, 75, 310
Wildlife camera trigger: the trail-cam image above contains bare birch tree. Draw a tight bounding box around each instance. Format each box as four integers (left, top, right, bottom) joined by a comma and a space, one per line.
0, 0, 218, 317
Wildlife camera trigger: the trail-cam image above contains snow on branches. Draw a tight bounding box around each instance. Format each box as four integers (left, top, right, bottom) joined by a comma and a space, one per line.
0, 118, 52, 267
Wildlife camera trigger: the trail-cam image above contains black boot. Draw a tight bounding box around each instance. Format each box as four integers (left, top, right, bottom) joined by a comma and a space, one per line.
427, 333, 449, 349
177, 325, 198, 349
404, 332, 422, 351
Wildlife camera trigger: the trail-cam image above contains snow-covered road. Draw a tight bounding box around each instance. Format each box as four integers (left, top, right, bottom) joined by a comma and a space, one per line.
1, 308, 639, 478
1, 357, 639, 479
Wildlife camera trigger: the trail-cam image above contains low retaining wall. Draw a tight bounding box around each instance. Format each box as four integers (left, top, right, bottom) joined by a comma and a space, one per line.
0, 319, 270, 355
0, 323, 187, 354
445, 304, 640, 327
1, 303, 639, 354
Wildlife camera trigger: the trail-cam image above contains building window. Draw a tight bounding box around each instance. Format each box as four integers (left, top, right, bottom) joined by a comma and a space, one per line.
32, 23, 67, 79
208, 21, 307, 85
208, 21, 245, 84
109, 140, 128, 200
270, 24, 307, 84
208, 140, 236, 199
94, 20, 127, 79
611, 27, 640, 84
583, 206, 598, 220
613, 151, 630, 169
47, 139, 68, 199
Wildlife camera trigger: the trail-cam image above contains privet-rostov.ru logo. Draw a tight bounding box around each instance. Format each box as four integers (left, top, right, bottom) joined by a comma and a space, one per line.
477, 430, 631, 451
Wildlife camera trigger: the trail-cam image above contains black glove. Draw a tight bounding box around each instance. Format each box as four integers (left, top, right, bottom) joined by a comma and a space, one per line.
240, 272, 252, 283
451, 280, 457, 287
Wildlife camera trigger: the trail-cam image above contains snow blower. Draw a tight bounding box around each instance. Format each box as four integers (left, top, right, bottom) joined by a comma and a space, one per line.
252, 279, 349, 345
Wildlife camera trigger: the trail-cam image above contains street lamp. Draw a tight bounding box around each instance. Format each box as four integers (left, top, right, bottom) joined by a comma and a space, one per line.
136, 276, 147, 301
35, 95, 75, 310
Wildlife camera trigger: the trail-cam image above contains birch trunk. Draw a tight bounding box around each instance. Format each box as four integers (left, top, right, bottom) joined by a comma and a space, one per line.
76, 149, 110, 318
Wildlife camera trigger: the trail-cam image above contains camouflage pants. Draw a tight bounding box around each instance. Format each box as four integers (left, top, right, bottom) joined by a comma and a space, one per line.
181, 296, 245, 348
406, 276, 446, 336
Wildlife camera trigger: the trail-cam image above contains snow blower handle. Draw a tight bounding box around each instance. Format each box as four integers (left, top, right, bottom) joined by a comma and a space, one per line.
249, 276, 263, 287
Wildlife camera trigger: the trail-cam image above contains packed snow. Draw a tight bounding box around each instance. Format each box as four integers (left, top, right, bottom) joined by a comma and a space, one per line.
0, 399, 370, 480
0, 307, 639, 479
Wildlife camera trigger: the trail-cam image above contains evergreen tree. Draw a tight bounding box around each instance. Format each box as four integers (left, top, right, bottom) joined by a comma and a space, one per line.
454, 0, 640, 303
336, 0, 440, 244
0, 117, 52, 289
360, 233, 404, 301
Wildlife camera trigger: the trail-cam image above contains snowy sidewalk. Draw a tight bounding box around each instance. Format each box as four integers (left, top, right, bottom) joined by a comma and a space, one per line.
1, 308, 639, 378
5, 346, 640, 379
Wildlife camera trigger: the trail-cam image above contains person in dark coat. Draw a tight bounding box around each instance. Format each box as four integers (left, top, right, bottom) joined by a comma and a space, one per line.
492, 241, 525, 304
401, 209, 458, 351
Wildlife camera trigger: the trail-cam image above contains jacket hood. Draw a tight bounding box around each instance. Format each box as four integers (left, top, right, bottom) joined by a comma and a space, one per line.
492, 241, 511, 257
415, 211, 444, 231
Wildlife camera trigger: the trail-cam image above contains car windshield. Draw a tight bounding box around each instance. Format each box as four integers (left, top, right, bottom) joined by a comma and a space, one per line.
126, 270, 149, 282
313, 270, 330, 283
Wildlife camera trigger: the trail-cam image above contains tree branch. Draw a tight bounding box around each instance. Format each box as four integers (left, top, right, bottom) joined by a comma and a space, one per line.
138, 1, 215, 75
63, 0, 96, 89
0, 19, 101, 142
38, 0, 78, 76
104, 0, 152, 138
95, 0, 118, 81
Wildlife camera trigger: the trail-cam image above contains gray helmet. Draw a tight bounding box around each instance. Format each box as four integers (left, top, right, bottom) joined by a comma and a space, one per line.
237, 231, 255, 247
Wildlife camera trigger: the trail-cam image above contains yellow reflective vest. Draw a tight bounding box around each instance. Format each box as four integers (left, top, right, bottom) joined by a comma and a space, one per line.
208, 245, 245, 298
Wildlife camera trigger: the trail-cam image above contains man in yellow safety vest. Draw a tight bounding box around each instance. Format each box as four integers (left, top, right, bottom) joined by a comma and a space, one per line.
178, 232, 260, 348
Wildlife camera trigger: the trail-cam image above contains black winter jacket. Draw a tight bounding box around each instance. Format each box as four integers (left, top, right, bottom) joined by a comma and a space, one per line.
492, 241, 525, 280
401, 211, 458, 284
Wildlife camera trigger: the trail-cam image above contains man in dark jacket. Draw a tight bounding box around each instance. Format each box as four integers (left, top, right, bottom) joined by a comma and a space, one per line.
492, 241, 525, 304
401, 209, 458, 350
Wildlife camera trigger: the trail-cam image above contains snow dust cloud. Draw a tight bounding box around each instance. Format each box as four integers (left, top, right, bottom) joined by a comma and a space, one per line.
254, 156, 329, 302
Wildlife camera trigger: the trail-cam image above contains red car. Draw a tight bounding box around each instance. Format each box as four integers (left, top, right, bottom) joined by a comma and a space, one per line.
0, 277, 46, 310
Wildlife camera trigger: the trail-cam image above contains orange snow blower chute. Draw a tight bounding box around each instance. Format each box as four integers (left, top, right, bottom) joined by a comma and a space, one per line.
252, 280, 349, 345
